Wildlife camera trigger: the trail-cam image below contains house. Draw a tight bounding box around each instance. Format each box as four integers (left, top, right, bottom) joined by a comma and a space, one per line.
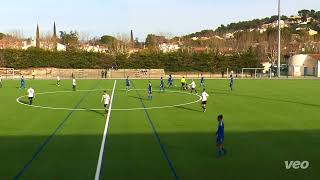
308, 29, 318, 36
288, 54, 320, 77
20, 39, 66, 51
80, 44, 108, 53
261, 62, 272, 73
159, 43, 180, 53
223, 33, 234, 39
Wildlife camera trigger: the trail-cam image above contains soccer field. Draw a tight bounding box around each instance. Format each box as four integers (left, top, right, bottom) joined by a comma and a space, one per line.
0, 79, 319, 180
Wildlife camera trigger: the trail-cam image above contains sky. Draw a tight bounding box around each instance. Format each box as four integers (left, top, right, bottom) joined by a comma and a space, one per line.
0, 0, 319, 41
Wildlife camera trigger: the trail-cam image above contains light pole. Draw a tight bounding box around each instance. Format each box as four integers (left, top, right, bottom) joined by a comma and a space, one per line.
277, 0, 281, 77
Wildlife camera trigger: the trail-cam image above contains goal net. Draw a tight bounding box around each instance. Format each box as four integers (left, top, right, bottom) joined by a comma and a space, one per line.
0, 68, 15, 79
241, 68, 272, 79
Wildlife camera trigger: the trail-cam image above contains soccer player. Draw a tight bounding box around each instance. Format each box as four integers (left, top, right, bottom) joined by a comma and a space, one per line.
20, 76, 26, 89
148, 81, 153, 100
230, 75, 234, 91
181, 77, 187, 90
126, 76, 131, 92
27, 87, 35, 105
201, 89, 209, 112
168, 75, 173, 88
216, 114, 227, 158
32, 70, 36, 80
160, 77, 165, 92
57, 76, 61, 86
200, 74, 205, 87
72, 77, 77, 91
101, 91, 111, 113
190, 79, 198, 95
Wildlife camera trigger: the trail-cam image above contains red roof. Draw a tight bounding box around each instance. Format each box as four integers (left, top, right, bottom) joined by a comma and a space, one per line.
309, 54, 320, 60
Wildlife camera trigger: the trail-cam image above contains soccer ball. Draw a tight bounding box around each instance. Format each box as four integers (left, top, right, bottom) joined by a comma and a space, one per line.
231, 71, 234, 74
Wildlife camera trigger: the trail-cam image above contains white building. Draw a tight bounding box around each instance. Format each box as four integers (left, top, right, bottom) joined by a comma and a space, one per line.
223, 33, 234, 39
159, 43, 180, 53
80, 45, 108, 53
261, 62, 272, 73
21, 40, 66, 51
288, 54, 320, 77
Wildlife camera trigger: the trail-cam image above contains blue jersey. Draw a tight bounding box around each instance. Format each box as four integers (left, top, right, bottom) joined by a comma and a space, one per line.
230, 77, 234, 85
160, 79, 165, 86
148, 84, 152, 93
126, 79, 130, 86
216, 121, 224, 139
168, 77, 173, 84
21, 79, 25, 84
201, 77, 204, 83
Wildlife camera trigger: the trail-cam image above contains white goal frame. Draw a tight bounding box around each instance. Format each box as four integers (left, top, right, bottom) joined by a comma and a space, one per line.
241, 68, 272, 79
0, 68, 15, 79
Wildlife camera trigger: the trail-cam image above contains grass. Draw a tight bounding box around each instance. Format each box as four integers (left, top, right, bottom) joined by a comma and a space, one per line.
0, 78, 319, 180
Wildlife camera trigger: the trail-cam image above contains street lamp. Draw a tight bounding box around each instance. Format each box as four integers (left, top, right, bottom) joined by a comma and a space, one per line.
277, 0, 281, 77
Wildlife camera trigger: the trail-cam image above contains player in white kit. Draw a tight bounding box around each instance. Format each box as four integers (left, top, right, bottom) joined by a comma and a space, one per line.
101, 91, 111, 113
72, 77, 76, 91
27, 87, 35, 105
201, 89, 209, 112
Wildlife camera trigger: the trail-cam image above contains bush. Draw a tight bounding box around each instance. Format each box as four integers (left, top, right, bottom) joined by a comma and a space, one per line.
0, 48, 261, 72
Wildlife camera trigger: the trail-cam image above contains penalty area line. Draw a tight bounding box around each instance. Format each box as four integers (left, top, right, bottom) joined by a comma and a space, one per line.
94, 80, 117, 180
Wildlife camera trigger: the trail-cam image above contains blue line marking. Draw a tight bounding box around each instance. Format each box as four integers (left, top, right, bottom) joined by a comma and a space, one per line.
14, 81, 101, 180
132, 81, 179, 180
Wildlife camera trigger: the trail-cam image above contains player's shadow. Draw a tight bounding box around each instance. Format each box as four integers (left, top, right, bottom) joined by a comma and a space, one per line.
19, 99, 29, 105
129, 95, 148, 101
88, 109, 105, 117
174, 106, 203, 113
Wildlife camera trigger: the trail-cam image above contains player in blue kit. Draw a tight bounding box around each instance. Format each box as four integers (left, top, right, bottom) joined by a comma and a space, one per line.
216, 114, 227, 158
160, 77, 165, 92
230, 75, 234, 91
168, 75, 173, 88
200, 74, 205, 87
126, 76, 131, 92
20, 76, 26, 89
148, 81, 153, 100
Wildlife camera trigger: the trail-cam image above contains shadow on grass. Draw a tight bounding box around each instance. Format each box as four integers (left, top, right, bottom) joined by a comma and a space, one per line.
1, 130, 319, 180
129, 95, 149, 101
88, 109, 105, 117
174, 105, 203, 113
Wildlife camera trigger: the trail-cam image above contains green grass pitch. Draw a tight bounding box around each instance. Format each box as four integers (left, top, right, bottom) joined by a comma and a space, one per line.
0, 79, 319, 180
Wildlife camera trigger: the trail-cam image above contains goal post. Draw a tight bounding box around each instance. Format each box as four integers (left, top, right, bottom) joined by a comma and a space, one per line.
241, 68, 272, 79
0, 68, 15, 79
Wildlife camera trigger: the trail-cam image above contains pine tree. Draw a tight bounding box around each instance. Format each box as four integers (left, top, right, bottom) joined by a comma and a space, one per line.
53, 21, 58, 51
36, 24, 40, 48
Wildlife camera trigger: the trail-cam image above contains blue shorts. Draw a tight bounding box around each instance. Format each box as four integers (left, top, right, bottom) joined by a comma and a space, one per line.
216, 137, 224, 145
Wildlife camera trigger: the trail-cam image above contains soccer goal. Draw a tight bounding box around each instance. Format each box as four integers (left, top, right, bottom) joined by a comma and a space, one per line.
0, 68, 15, 79
241, 68, 272, 79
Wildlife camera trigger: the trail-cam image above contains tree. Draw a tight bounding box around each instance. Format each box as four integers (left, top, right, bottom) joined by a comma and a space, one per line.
59, 31, 80, 51
145, 34, 167, 48
0, 33, 5, 40
100, 35, 117, 46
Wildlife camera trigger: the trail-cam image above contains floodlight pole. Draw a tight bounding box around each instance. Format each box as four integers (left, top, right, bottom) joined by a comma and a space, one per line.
277, 0, 281, 77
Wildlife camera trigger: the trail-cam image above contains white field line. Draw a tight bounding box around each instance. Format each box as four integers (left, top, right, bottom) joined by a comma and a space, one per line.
94, 80, 117, 180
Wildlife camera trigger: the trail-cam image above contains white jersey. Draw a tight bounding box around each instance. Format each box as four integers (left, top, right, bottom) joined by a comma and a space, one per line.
72, 79, 76, 86
28, 88, 35, 98
191, 81, 196, 89
57, 76, 60, 81
102, 94, 111, 105
201, 91, 209, 101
